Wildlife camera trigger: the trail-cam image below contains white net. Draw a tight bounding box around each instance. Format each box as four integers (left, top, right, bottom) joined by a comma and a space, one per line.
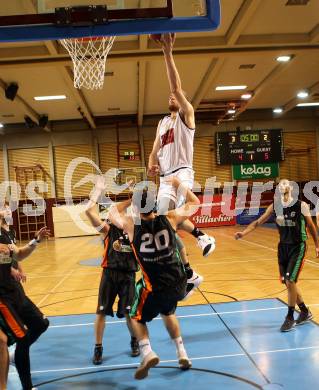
60, 36, 116, 90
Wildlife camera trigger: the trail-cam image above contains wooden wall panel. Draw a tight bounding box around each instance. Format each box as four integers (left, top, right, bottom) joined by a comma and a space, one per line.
280, 131, 318, 181
54, 144, 95, 198
99, 142, 118, 173
8, 147, 52, 198
0, 149, 4, 185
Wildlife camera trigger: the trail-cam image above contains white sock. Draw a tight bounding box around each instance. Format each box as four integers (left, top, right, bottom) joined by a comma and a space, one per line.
138, 339, 152, 359
174, 336, 187, 358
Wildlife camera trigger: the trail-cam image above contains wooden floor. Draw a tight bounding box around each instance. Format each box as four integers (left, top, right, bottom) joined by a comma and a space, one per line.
20, 225, 319, 320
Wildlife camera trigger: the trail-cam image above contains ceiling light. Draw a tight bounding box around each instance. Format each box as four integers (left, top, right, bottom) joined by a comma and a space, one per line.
215, 85, 247, 91
227, 109, 236, 114
297, 90, 309, 99
276, 56, 291, 63
0, 123, 4, 128
34, 95, 66, 101
273, 108, 283, 114
297, 102, 319, 107
241, 93, 252, 100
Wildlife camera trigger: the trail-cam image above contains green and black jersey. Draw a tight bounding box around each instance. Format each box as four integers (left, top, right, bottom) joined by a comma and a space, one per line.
0, 227, 19, 299
102, 224, 137, 272
131, 215, 186, 296
274, 199, 307, 244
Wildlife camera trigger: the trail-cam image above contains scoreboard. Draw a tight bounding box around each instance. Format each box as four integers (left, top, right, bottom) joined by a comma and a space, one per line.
216, 129, 284, 165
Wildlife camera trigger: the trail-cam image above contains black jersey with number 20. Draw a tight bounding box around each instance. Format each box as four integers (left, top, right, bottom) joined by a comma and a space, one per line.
131, 215, 186, 296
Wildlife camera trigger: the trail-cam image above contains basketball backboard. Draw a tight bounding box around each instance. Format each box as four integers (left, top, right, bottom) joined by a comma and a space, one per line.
0, 0, 220, 42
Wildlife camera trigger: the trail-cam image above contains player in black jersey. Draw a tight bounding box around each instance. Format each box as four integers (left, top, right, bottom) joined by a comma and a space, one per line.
85, 187, 139, 365
235, 179, 319, 332
109, 176, 200, 380
0, 205, 50, 390
0, 242, 12, 390
1, 202, 27, 291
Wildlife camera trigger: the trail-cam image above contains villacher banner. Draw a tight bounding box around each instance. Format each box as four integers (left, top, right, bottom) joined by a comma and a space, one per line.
189, 195, 236, 228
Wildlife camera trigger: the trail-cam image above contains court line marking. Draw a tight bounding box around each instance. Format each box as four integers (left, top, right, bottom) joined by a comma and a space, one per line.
28, 272, 101, 279
239, 238, 319, 269
26, 258, 275, 279
9, 345, 319, 376
26, 256, 270, 278
48, 303, 319, 328
219, 231, 319, 269
195, 258, 274, 266
36, 270, 75, 307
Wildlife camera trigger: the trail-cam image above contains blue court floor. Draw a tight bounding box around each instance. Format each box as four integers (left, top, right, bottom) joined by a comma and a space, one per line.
8, 298, 319, 389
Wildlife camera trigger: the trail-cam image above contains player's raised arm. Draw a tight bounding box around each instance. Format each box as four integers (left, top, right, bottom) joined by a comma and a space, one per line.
10, 227, 50, 262
147, 120, 162, 177
301, 201, 319, 257
167, 177, 200, 228
234, 204, 274, 240
108, 199, 134, 241
161, 33, 195, 129
85, 175, 110, 235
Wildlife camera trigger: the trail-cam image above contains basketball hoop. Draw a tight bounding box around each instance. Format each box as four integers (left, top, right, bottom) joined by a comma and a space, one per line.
60, 36, 115, 90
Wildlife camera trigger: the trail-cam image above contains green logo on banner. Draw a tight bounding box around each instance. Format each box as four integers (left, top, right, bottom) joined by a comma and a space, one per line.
232, 163, 279, 179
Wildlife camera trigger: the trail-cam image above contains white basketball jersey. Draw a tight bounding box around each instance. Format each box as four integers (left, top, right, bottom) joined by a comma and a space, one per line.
157, 112, 195, 175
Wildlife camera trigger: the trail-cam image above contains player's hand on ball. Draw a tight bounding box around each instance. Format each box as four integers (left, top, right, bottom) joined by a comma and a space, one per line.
148, 164, 159, 177
234, 232, 244, 240
315, 247, 319, 258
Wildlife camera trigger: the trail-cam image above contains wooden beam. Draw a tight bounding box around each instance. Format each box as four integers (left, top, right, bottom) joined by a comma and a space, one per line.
2, 45, 319, 68
21, 0, 38, 13
60, 67, 96, 129
283, 81, 319, 114
45, 40, 96, 129
19, 0, 96, 129
0, 78, 51, 132
192, 58, 225, 111
242, 58, 296, 114
310, 24, 319, 43
226, 0, 263, 45
138, 60, 147, 127
139, 0, 151, 51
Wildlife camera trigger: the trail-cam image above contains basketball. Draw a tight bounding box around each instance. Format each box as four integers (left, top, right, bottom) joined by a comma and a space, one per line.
149, 33, 162, 43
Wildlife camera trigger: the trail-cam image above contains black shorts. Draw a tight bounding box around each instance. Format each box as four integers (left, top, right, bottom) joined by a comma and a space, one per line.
0, 295, 48, 346
278, 242, 307, 283
130, 279, 182, 324
96, 268, 136, 318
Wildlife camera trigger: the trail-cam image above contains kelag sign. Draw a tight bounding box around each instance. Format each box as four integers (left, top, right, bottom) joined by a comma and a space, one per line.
232, 163, 279, 180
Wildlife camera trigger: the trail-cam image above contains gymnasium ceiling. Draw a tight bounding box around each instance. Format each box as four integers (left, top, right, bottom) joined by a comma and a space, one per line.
0, 0, 319, 132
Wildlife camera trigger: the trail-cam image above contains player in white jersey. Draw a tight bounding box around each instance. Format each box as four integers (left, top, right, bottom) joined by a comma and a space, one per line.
148, 33, 215, 299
